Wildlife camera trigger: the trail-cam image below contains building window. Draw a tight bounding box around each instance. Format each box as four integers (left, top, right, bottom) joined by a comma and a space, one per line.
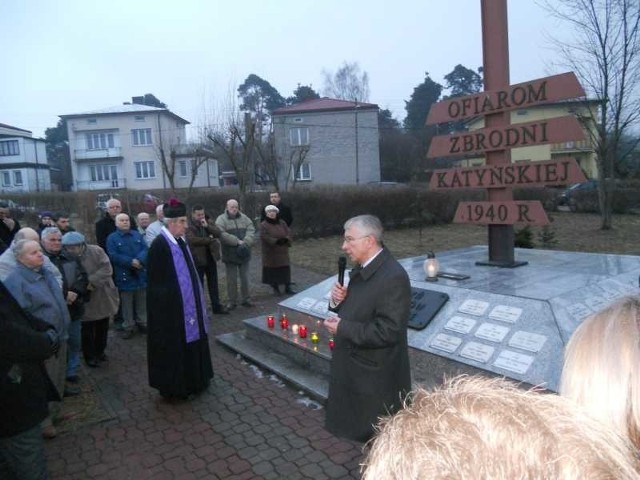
289, 127, 309, 146
0, 140, 19, 156
132, 128, 153, 146
178, 160, 188, 177
296, 163, 311, 181
1, 172, 10, 186
86, 132, 115, 150
135, 161, 156, 179
13, 171, 23, 186
87, 118, 97, 124
90, 164, 118, 182
134, 115, 145, 122
294, 117, 304, 123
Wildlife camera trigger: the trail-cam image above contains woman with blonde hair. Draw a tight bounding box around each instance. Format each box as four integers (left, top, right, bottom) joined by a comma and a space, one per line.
560, 295, 640, 450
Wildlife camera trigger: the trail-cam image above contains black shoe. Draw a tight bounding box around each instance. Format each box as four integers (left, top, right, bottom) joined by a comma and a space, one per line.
212, 306, 230, 315
285, 286, 297, 294
120, 330, 135, 340
97, 353, 108, 362
137, 324, 148, 334
225, 303, 237, 311
86, 359, 100, 368
66, 375, 80, 384
64, 385, 81, 397
240, 300, 254, 308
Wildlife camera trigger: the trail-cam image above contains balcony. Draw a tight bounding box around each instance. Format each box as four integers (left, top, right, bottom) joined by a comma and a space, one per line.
550, 139, 593, 154
76, 178, 127, 191
74, 147, 123, 162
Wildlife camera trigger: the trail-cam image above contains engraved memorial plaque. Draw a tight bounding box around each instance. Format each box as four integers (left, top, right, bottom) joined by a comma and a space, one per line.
460, 341, 495, 363
475, 323, 510, 343
444, 316, 477, 335
458, 299, 490, 316
494, 350, 535, 375
311, 301, 329, 315
488, 305, 522, 323
566, 303, 592, 321
508, 331, 547, 353
584, 296, 608, 312
430, 333, 463, 354
297, 297, 317, 310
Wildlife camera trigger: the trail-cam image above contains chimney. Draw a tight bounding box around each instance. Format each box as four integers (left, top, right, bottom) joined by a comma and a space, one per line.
132, 96, 145, 105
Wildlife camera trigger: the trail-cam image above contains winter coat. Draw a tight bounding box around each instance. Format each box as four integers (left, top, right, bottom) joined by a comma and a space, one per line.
215, 211, 255, 265
260, 219, 291, 268
185, 218, 222, 266
106, 229, 148, 291
325, 248, 412, 442
0, 281, 59, 438
4, 263, 71, 341
78, 244, 119, 322
96, 212, 137, 251
45, 250, 90, 321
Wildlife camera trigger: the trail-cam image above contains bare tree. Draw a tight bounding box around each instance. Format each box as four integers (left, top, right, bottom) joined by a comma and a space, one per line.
542, 0, 640, 229
201, 91, 258, 206
286, 146, 311, 190
322, 61, 371, 101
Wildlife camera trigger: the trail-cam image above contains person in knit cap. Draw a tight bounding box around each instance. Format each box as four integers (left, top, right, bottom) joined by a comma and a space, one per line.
146, 198, 213, 400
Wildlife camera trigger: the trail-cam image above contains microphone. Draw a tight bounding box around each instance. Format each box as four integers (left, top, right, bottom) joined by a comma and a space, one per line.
338, 256, 347, 286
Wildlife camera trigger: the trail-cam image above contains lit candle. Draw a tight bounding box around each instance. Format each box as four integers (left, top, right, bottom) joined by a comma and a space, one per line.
280, 315, 289, 330
310, 332, 319, 344
291, 324, 299, 335
328, 338, 335, 350
267, 315, 275, 329
299, 325, 308, 338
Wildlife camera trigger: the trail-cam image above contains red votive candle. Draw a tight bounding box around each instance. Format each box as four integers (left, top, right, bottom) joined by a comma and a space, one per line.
280, 314, 289, 330
299, 325, 308, 338
328, 338, 335, 350
267, 315, 275, 329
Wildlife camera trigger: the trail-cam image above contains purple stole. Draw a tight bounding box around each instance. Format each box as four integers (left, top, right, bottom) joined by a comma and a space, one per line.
161, 229, 209, 343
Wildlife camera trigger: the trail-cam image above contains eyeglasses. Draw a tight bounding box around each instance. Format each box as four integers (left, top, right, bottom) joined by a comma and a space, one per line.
343, 235, 370, 243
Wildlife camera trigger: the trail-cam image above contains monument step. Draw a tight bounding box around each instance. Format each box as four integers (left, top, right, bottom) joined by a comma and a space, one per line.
216, 317, 331, 403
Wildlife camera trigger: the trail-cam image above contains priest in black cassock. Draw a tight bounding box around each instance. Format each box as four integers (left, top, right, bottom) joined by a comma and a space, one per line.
146, 199, 213, 399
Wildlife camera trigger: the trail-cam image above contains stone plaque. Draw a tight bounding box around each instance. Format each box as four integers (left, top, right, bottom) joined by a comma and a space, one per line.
444, 316, 477, 334
489, 305, 523, 323
460, 341, 495, 363
508, 331, 547, 353
584, 296, 608, 311
430, 333, 463, 354
475, 323, 510, 343
311, 301, 329, 315
458, 299, 490, 316
494, 350, 535, 375
296, 297, 317, 310
566, 303, 592, 321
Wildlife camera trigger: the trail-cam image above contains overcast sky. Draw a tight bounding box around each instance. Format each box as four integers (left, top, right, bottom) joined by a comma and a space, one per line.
1, 0, 566, 139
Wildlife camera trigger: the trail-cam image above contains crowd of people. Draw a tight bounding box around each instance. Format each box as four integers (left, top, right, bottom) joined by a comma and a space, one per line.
0, 192, 298, 479
2, 196, 640, 479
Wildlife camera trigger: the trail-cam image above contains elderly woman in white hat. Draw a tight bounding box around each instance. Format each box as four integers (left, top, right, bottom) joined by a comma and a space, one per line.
260, 204, 294, 296
62, 232, 119, 367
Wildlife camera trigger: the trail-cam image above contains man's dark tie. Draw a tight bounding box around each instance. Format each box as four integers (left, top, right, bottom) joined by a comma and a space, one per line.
349, 265, 363, 278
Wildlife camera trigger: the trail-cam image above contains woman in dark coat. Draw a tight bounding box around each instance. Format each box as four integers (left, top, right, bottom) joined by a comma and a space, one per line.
0, 280, 59, 479
260, 205, 293, 295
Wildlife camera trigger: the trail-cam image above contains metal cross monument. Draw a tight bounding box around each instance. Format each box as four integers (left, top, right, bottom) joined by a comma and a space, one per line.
426, 0, 588, 267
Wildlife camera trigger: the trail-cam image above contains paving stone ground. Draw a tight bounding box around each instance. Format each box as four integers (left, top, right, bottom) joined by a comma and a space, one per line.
45, 260, 366, 479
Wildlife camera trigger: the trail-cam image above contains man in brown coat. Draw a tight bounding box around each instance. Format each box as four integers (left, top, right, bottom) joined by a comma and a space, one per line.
185, 205, 228, 314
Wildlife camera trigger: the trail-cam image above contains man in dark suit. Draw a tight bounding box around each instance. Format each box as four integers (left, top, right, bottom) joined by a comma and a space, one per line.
323, 214, 411, 442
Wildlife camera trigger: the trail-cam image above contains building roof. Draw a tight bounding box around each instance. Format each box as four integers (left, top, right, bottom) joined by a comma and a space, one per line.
60, 103, 190, 124
272, 97, 379, 115
0, 122, 34, 139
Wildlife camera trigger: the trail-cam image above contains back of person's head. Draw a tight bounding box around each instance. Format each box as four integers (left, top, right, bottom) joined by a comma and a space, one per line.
560, 295, 640, 450
362, 376, 640, 480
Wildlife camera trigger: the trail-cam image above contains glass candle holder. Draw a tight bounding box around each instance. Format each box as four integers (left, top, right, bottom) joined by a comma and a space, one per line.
310, 332, 319, 344
267, 315, 275, 329
291, 324, 299, 335
328, 338, 335, 350
299, 325, 308, 338
280, 315, 289, 330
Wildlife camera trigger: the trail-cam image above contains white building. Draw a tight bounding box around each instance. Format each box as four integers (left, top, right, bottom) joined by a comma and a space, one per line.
61, 102, 220, 191
0, 123, 51, 192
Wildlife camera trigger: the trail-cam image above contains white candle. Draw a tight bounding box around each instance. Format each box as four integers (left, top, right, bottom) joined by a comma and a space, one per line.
291, 324, 299, 335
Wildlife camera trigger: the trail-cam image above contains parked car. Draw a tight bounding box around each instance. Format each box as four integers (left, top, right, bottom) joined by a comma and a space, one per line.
557, 180, 598, 210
